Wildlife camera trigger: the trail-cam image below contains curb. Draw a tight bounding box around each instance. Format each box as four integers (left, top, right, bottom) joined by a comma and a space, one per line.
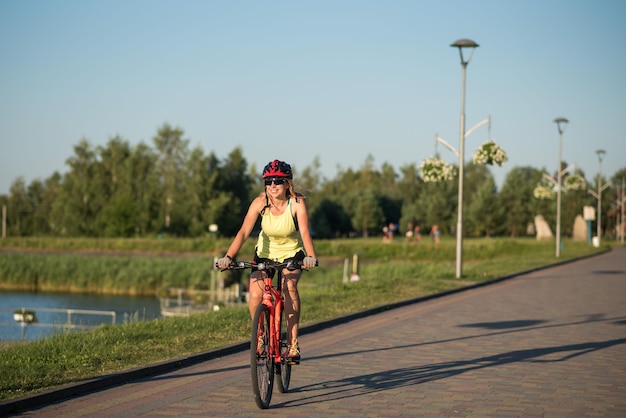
0, 247, 611, 416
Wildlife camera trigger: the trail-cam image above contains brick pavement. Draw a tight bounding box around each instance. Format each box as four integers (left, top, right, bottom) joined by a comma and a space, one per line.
3, 247, 626, 417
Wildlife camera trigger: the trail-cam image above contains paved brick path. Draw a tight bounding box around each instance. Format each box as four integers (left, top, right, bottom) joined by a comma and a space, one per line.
6, 248, 626, 417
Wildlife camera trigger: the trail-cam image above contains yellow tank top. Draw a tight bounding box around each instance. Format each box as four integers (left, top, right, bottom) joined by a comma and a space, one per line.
256, 199, 303, 261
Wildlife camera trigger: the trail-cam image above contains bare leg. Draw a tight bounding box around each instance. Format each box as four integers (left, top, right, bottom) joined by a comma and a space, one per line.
282, 269, 302, 343
247, 271, 264, 318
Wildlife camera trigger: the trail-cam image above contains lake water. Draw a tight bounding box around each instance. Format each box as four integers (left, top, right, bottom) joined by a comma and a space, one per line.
0, 290, 162, 341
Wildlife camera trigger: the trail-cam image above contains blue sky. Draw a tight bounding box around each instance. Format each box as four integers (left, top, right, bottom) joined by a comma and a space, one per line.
1, 0, 625, 196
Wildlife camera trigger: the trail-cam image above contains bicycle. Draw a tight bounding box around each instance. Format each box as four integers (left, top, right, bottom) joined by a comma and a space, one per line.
217, 258, 316, 409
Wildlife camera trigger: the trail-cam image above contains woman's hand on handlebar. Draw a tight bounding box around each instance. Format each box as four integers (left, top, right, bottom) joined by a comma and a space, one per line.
215, 257, 318, 271
303, 256, 317, 269
216, 256, 232, 269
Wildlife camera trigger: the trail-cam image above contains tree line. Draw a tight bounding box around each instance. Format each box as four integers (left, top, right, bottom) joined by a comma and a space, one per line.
1, 123, 624, 240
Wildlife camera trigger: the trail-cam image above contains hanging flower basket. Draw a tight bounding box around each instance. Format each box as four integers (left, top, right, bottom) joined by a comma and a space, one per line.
420, 157, 456, 182
472, 140, 508, 166
564, 174, 586, 191
533, 185, 555, 200
13, 309, 38, 324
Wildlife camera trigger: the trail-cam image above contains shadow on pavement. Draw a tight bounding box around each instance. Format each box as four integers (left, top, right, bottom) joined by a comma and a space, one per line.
275, 337, 626, 409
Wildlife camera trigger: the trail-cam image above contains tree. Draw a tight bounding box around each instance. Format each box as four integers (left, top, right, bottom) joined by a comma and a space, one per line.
212, 147, 254, 237
322, 156, 400, 237
463, 163, 493, 213
50, 139, 101, 236
6, 178, 29, 236
153, 124, 190, 234
378, 162, 402, 228
183, 147, 211, 236
414, 178, 457, 235
349, 187, 385, 237
297, 156, 324, 196
609, 167, 626, 239
498, 166, 544, 237
559, 169, 589, 237
125, 142, 160, 235
590, 167, 617, 239
397, 163, 424, 236
95, 137, 136, 236
467, 176, 501, 236
11, 117, 626, 240
25, 179, 53, 235
396, 163, 422, 203
309, 198, 351, 238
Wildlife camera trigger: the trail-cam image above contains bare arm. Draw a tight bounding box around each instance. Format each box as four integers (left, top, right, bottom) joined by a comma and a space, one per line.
224, 196, 264, 259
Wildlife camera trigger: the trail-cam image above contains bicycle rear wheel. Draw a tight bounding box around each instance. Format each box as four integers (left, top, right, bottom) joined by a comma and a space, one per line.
275, 305, 291, 393
251, 304, 274, 409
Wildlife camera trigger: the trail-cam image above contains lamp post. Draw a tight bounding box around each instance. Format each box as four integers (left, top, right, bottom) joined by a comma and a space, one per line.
594, 149, 612, 245
587, 151, 611, 246
554, 117, 568, 257
619, 177, 626, 245
596, 149, 605, 243
451, 39, 479, 279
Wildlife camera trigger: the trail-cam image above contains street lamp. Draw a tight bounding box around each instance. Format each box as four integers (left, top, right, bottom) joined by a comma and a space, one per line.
596, 149, 606, 242
588, 149, 611, 246
618, 176, 626, 245
554, 117, 568, 257
451, 39, 479, 279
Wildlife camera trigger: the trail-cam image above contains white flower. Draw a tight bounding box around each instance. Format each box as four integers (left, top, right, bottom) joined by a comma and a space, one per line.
564, 174, 586, 191
420, 157, 456, 182
472, 140, 508, 166
533, 185, 555, 200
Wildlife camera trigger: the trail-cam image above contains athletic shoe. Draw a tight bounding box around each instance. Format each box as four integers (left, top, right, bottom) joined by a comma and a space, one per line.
287, 342, 300, 362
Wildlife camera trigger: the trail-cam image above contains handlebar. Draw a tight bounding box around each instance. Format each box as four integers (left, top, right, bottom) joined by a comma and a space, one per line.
215, 259, 318, 271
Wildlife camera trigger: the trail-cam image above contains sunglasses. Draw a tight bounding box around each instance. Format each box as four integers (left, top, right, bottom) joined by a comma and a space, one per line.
264, 177, 287, 186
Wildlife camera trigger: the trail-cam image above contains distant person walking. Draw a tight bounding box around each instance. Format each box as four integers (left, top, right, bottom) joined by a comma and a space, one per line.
413, 225, 422, 243
405, 223, 414, 241
430, 224, 440, 245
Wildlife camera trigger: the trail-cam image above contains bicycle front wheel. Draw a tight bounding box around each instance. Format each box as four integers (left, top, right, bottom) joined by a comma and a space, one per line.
275, 304, 291, 393
251, 304, 274, 409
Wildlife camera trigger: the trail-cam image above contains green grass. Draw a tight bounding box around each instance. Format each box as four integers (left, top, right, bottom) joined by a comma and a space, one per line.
0, 237, 610, 401
0, 236, 599, 294
0, 236, 222, 253
0, 252, 213, 294
0, 309, 251, 399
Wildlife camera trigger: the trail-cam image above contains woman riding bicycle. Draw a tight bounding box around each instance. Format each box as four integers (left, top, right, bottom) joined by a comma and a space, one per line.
217, 159, 317, 361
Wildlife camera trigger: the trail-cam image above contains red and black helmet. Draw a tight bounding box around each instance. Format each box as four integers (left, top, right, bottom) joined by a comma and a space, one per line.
262, 159, 293, 179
